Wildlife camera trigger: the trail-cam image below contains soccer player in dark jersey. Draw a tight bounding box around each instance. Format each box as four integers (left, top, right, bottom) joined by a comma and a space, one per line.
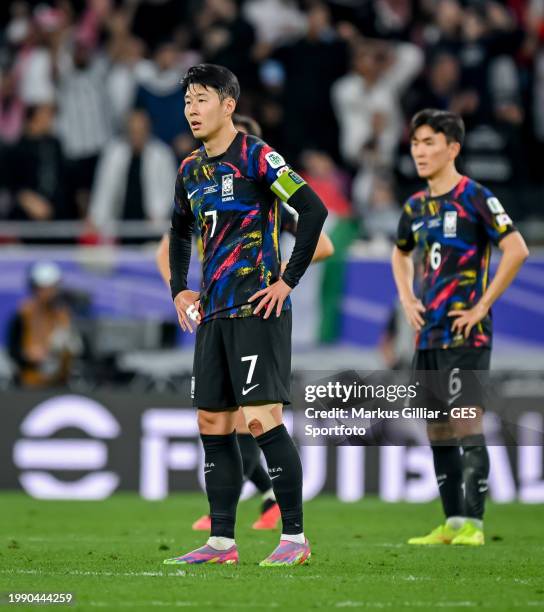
163, 64, 327, 566
155, 115, 333, 533
392, 109, 529, 546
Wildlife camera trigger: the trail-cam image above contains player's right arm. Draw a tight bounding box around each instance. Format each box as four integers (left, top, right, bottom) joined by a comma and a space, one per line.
391, 204, 425, 331
169, 171, 200, 333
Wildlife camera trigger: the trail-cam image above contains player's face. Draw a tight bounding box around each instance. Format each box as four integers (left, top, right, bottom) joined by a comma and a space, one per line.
410, 125, 460, 179
184, 83, 233, 141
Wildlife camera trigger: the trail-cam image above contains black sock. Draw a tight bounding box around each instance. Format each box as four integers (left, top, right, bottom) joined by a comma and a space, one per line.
249, 464, 273, 494
200, 431, 243, 539
255, 424, 303, 535
236, 433, 261, 480
461, 434, 489, 520
431, 439, 464, 519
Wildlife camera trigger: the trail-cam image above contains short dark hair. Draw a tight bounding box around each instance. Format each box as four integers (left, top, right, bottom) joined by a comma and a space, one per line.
233, 113, 262, 137
181, 63, 240, 102
410, 109, 465, 146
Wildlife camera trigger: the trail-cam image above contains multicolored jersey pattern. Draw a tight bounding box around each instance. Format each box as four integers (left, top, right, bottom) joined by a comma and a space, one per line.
174, 131, 307, 322
396, 176, 517, 349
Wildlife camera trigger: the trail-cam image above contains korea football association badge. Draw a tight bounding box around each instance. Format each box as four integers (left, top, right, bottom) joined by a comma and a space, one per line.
222, 174, 234, 199
443, 211, 458, 237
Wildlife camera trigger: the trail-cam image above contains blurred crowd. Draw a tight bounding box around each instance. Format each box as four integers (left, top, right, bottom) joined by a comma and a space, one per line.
0, 0, 543, 243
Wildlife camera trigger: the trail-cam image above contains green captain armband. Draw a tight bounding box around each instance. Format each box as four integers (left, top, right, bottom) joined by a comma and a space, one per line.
270, 168, 307, 201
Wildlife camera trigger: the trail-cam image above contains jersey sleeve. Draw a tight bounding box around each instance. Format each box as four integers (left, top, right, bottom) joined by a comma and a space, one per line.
247, 139, 307, 202
169, 167, 195, 299
473, 186, 517, 246
395, 203, 416, 252
173, 169, 194, 223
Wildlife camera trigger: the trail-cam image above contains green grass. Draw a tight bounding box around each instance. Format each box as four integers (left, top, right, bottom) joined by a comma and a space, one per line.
0, 493, 542, 611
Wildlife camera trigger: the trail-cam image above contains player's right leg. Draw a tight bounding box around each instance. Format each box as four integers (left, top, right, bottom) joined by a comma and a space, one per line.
164, 320, 242, 565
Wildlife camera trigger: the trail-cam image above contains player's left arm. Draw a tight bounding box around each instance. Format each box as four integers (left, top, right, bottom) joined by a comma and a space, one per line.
279, 205, 334, 272
449, 192, 529, 338
248, 147, 328, 318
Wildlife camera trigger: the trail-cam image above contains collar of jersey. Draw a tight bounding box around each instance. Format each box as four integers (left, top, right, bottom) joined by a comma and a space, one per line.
203, 131, 243, 163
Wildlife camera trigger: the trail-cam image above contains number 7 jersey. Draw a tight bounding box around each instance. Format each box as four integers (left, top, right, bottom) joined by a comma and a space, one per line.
174, 131, 307, 322
395, 176, 517, 349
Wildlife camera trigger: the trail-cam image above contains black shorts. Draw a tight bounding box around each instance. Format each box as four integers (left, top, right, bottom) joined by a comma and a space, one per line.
412, 348, 491, 420
192, 311, 292, 411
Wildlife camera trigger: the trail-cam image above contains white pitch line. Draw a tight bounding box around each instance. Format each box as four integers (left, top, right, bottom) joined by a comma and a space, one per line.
335, 603, 544, 609
89, 602, 281, 608
0, 569, 174, 578
4, 536, 176, 543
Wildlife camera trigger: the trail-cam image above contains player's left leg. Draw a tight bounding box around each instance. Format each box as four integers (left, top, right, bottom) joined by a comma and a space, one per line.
408, 350, 465, 545
445, 349, 491, 546
241, 403, 310, 566
234, 411, 280, 529
450, 406, 488, 546
228, 311, 308, 565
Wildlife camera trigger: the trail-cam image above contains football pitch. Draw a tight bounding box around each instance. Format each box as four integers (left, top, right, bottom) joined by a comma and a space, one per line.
1, 493, 542, 611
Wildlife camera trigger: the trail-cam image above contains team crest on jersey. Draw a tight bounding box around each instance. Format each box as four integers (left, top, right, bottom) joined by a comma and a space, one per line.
265, 151, 286, 169
222, 174, 234, 198
443, 211, 458, 237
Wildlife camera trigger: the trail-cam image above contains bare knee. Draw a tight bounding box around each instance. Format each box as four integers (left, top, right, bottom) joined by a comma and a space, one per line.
247, 418, 264, 437
197, 409, 236, 435
451, 407, 483, 439
427, 421, 455, 442
242, 403, 282, 437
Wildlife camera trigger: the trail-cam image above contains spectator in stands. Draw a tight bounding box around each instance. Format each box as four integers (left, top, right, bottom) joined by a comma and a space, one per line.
422, 0, 463, 56
7, 261, 80, 388
15, 5, 66, 106
130, 0, 187, 53
300, 149, 352, 220
243, 0, 306, 59
456, 2, 524, 125
352, 170, 400, 241
133, 40, 197, 148
270, 1, 348, 160
332, 38, 423, 169
104, 8, 150, 132
196, 0, 257, 90
403, 52, 462, 117
8, 104, 70, 220
0, 67, 25, 144
56, 37, 113, 217
87, 109, 176, 231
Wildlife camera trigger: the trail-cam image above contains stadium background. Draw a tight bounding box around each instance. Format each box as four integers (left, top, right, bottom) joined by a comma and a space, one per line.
1, 0, 544, 506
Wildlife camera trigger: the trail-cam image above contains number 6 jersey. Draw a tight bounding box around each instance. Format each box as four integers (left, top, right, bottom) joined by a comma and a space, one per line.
395, 176, 517, 349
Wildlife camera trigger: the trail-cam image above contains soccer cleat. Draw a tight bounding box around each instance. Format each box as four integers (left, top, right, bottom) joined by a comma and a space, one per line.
191, 514, 212, 531
451, 522, 484, 546
407, 524, 459, 545
252, 502, 281, 530
259, 539, 311, 566
163, 543, 239, 565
